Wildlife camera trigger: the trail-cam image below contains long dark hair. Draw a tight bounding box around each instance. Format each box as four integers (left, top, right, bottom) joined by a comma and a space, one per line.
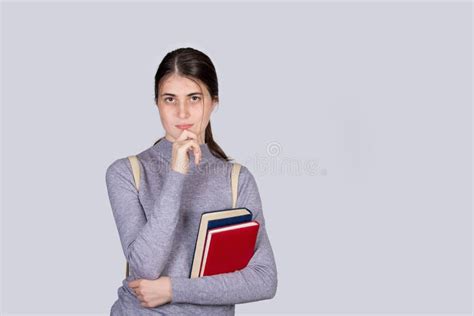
153, 47, 233, 162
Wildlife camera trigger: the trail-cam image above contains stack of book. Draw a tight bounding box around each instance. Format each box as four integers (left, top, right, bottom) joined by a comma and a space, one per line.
189, 207, 260, 278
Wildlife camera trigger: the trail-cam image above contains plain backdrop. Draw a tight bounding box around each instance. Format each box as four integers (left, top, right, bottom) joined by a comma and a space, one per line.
1, 0, 472, 314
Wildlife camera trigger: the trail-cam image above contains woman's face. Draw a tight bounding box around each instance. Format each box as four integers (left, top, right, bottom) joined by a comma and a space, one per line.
156, 74, 217, 144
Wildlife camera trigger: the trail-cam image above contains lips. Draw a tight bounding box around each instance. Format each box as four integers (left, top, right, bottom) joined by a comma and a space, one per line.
176, 124, 193, 130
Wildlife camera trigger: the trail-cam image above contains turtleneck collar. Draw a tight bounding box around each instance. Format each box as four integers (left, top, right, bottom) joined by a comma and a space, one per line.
151, 137, 215, 168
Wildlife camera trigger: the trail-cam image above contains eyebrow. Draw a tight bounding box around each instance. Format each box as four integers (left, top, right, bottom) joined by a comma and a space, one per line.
160, 92, 203, 97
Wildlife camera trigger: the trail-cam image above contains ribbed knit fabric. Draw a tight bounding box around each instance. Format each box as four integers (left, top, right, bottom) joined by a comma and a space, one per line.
105, 137, 278, 315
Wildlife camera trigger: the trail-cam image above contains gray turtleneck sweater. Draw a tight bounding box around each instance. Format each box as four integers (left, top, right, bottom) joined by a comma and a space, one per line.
105, 137, 278, 315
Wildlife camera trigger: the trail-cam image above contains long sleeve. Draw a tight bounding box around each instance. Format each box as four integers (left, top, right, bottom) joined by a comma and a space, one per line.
105, 157, 187, 280
170, 165, 278, 305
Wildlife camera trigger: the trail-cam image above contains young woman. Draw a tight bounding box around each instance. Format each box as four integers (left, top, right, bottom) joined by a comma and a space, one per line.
106, 47, 278, 315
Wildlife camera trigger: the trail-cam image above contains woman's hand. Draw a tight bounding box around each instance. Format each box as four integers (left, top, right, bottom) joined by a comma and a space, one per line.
128, 276, 173, 308
171, 130, 202, 174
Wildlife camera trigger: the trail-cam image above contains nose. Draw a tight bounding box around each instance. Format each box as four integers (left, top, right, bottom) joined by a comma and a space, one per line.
177, 102, 190, 119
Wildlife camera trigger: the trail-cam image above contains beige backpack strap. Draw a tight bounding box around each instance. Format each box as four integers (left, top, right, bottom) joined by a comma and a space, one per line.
125, 155, 140, 278
127, 155, 140, 191
231, 163, 242, 208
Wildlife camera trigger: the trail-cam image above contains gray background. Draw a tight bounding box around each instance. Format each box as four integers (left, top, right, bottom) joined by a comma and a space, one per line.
1, 1, 472, 314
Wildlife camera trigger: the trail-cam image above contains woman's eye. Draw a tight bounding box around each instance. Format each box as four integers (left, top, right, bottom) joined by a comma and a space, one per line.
163, 96, 200, 104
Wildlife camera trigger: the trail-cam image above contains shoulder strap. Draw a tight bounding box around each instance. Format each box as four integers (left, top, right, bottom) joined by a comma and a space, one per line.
127, 155, 140, 191
125, 155, 140, 279
231, 163, 242, 208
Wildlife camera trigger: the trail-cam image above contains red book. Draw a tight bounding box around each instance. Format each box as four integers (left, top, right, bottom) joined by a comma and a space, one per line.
199, 221, 260, 277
